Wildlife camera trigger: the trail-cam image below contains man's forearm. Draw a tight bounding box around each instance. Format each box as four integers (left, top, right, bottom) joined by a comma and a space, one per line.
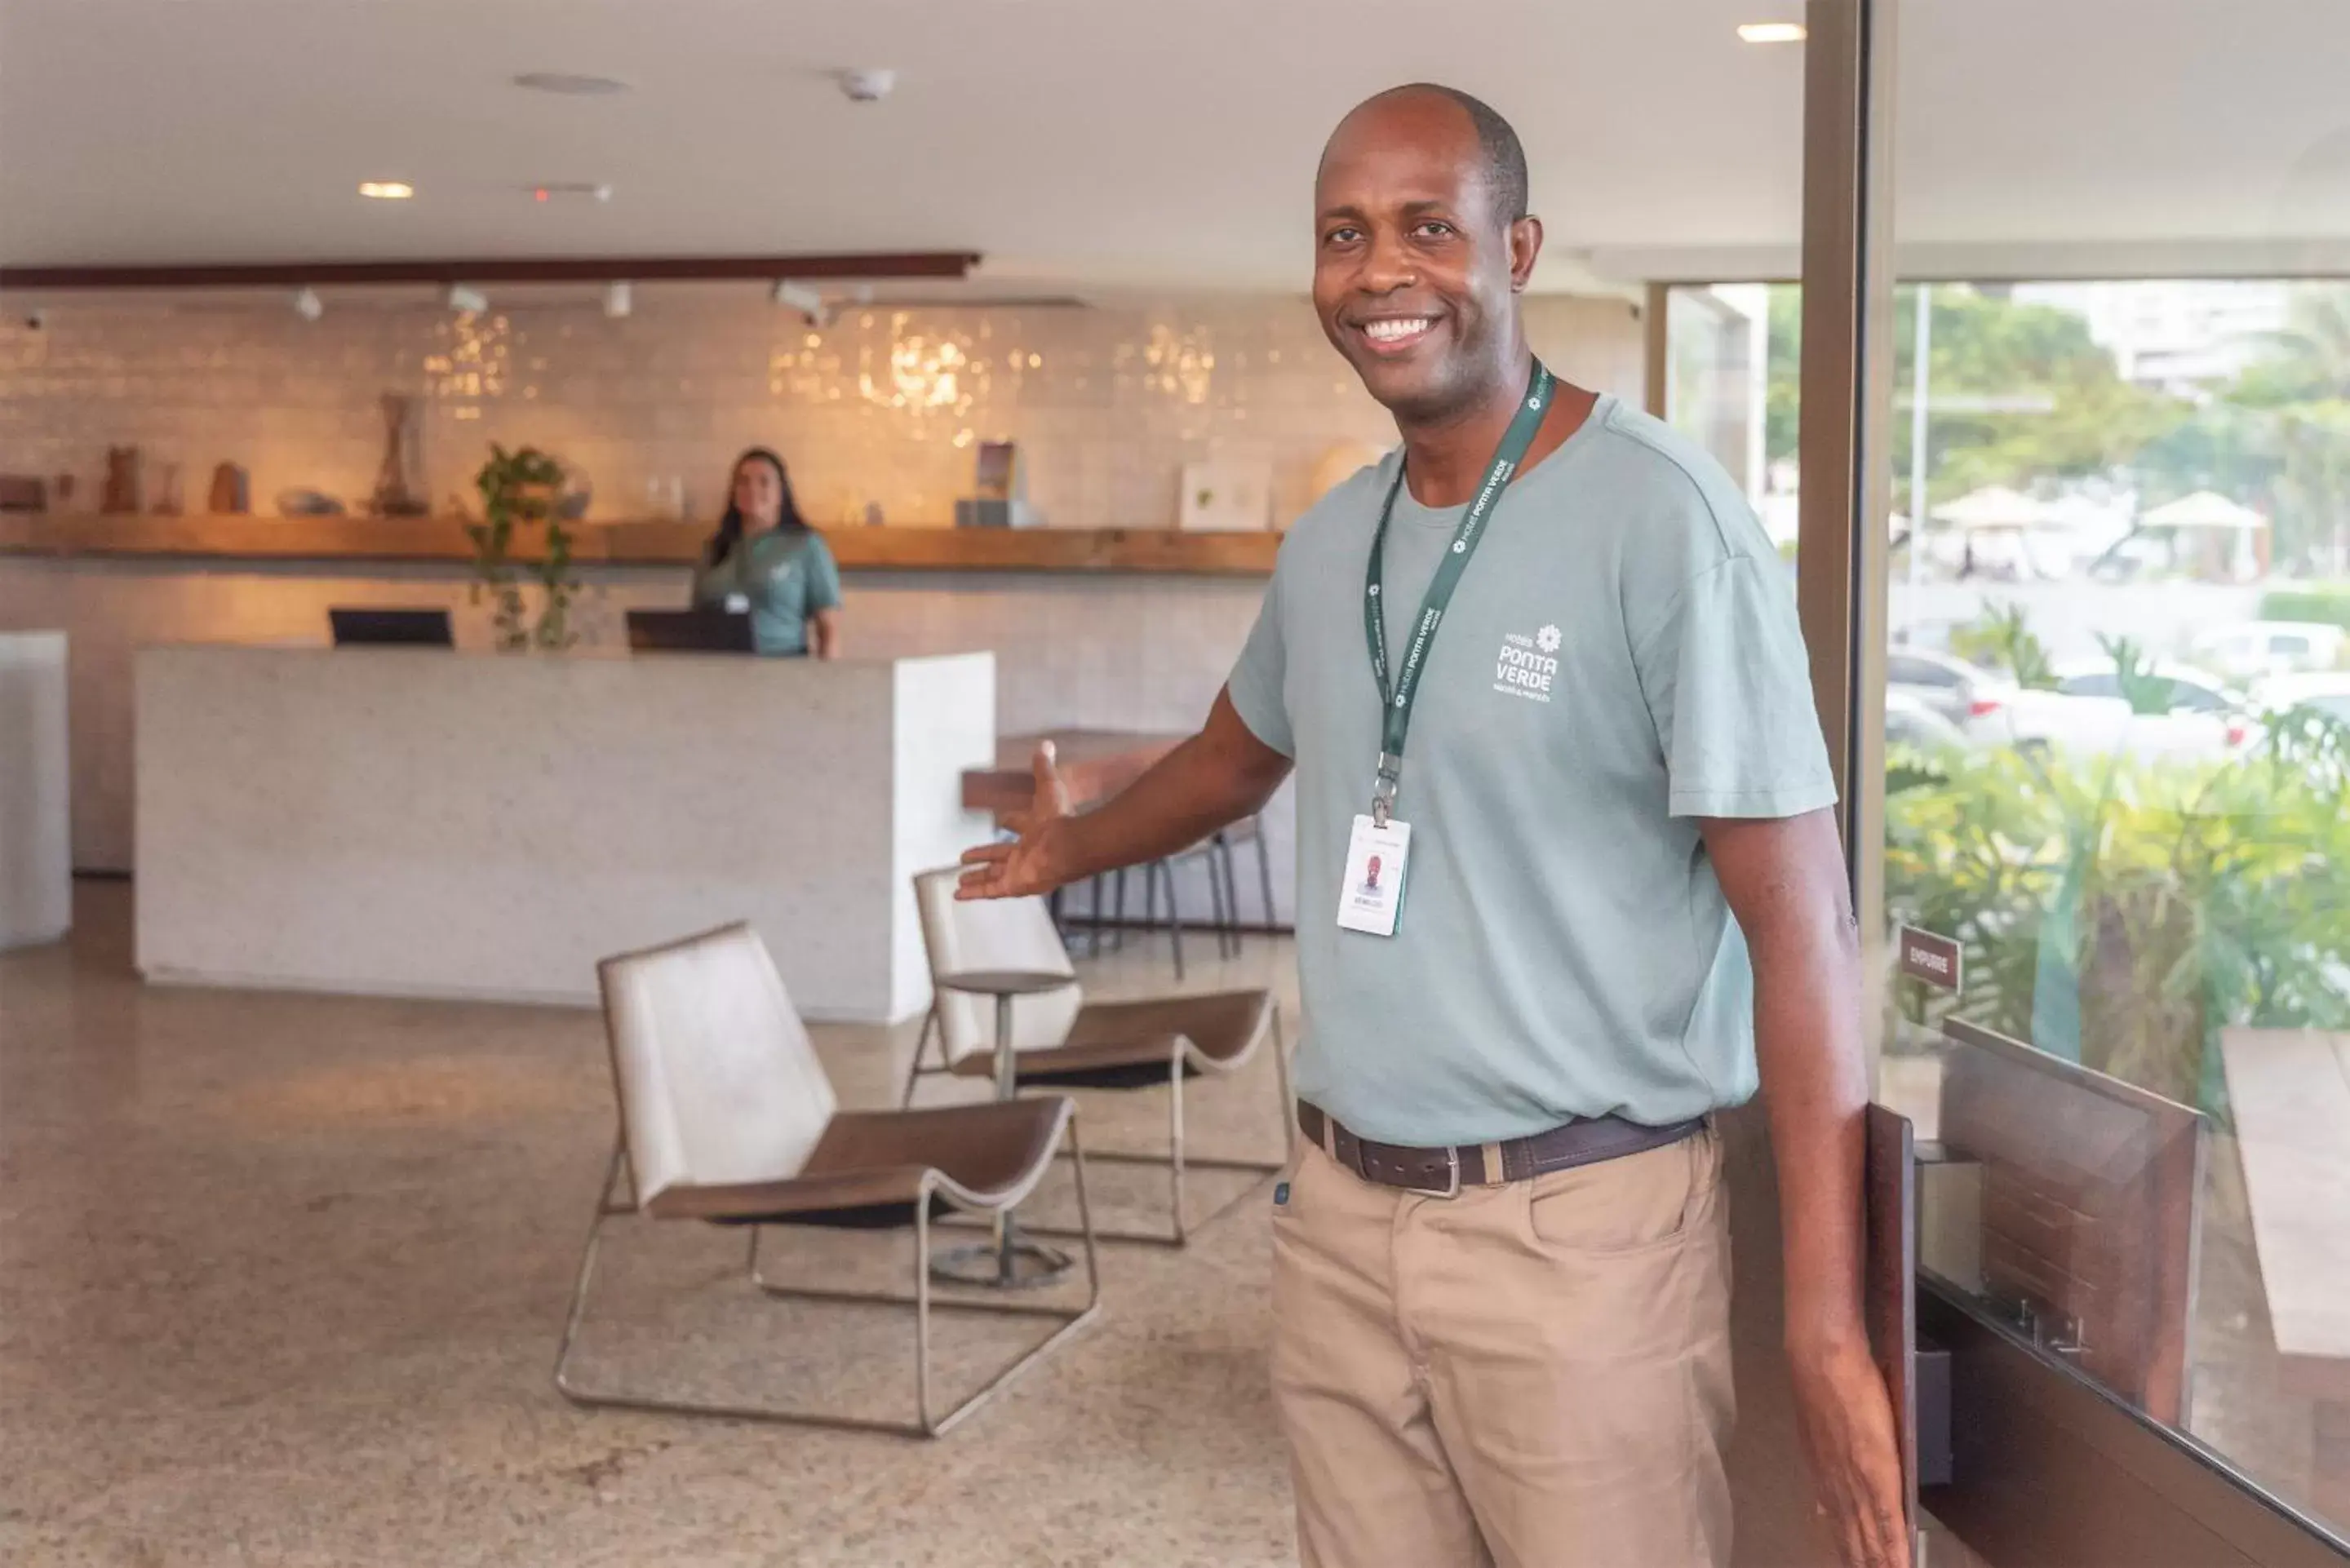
1051, 693, 1291, 885
1753, 906, 1871, 1350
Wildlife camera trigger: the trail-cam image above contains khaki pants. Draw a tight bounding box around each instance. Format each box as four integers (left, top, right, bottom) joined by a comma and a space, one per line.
1270, 1120, 1734, 1568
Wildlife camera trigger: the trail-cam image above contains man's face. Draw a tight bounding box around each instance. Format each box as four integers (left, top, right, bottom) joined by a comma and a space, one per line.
1313, 95, 1536, 423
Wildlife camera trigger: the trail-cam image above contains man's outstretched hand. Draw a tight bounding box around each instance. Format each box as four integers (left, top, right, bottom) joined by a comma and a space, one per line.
957, 741, 1077, 901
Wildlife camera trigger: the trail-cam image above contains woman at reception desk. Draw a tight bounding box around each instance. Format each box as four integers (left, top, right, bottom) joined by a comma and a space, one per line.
687, 446, 843, 658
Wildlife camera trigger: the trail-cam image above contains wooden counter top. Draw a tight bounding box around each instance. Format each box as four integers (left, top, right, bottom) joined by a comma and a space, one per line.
962, 729, 1188, 817
0, 513, 1280, 577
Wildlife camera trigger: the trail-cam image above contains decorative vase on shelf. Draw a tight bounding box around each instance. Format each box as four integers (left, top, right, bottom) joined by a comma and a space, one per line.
101, 446, 142, 513
207, 463, 250, 515
369, 394, 428, 516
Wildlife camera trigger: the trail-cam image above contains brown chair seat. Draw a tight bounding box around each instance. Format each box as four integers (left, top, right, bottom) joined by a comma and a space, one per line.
557, 922, 1102, 1437
947, 990, 1273, 1088
909, 867, 1291, 1247
644, 1098, 1069, 1223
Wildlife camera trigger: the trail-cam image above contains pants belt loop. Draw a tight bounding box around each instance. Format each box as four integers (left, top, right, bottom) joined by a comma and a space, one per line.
1478, 1141, 1505, 1186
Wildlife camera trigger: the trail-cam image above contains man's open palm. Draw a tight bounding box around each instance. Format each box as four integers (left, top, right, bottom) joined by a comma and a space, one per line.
957, 742, 1074, 900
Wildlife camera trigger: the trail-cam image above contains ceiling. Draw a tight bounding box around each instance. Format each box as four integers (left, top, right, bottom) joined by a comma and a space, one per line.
2, 0, 2347, 290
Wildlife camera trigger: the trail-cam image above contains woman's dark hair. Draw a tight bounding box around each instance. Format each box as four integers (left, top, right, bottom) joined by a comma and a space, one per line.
703, 446, 809, 565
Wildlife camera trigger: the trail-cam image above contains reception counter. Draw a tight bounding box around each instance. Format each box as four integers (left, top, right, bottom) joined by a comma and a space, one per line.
0, 631, 71, 950
133, 645, 993, 1021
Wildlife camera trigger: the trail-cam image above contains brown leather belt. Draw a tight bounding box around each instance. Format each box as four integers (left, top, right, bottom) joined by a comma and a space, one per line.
1297, 1102, 1705, 1196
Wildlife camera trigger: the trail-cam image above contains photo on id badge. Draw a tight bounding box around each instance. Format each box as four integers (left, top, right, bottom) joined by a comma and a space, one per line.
1337, 815, 1411, 937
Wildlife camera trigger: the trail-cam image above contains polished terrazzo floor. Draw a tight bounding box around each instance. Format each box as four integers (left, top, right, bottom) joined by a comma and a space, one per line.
1, 883, 1301, 1566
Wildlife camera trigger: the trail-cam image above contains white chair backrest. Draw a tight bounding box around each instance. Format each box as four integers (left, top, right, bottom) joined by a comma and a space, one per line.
597, 923, 836, 1204
911, 867, 1083, 1067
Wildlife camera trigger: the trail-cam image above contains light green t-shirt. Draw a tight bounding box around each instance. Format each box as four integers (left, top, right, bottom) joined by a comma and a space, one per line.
1226, 394, 1837, 1145
689, 528, 843, 657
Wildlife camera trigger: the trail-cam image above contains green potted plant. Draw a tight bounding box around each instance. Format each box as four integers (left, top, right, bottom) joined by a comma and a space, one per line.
466, 445, 579, 651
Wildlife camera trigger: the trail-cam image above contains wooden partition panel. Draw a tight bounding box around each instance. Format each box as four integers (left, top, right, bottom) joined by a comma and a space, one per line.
1937, 1019, 2206, 1424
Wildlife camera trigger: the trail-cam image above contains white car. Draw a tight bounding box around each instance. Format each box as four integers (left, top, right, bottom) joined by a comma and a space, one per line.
2254, 671, 2350, 726
1887, 649, 2015, 728
1886, 689, 1971, 752
2190, 622, 2346, 684
1965, 658, 2256, 761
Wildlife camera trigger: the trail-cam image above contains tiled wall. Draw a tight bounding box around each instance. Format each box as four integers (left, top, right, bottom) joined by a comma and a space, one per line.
0, 290, 1643, 531
0, 288, 1645, 916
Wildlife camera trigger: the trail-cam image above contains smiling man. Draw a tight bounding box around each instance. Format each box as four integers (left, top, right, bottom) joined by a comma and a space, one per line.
960, 83, 1905, 1568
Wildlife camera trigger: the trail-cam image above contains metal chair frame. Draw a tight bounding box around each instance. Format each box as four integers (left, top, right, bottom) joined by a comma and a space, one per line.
898, 1008, 1292, 1247
553, 1122, 1102, 1438
1071, 819, 1278, 968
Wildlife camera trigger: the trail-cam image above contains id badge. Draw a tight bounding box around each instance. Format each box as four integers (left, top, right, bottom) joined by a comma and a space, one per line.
1337, 814, 1412, 937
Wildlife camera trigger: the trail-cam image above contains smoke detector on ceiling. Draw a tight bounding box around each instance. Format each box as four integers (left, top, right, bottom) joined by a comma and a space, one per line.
837, 69, 896, 103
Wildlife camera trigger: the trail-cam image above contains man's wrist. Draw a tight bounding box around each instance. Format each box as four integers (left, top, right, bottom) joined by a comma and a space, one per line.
1783, 1274, 1869, 1362
1035, 817, 1086, 890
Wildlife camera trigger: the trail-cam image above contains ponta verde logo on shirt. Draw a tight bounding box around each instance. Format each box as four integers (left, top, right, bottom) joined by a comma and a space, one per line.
1493, 628, 1559, 702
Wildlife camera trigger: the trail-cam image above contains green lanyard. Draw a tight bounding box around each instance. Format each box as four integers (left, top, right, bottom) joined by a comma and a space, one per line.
1363, 358, 1554, 826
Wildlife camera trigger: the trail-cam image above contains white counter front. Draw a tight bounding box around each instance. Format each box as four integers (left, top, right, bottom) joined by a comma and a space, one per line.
0, 631, 71, 950
134, 647, 993, 1021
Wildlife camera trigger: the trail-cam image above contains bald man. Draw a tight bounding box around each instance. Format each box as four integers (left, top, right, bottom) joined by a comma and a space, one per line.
962, 84, 1905, 1568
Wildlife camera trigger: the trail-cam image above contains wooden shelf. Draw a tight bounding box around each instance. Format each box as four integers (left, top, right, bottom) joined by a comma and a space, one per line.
0, 514, 1282, 577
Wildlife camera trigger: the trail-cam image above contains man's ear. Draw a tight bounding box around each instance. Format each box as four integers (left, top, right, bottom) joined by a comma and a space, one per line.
1510, 214, 1545, 292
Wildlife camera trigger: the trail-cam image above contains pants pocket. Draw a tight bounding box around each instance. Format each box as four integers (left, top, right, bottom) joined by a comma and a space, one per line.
1524, 1129, 1710, 1257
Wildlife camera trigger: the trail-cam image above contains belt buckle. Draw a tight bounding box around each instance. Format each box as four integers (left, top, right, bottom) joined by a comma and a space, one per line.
1408, 1145, 1461, 1198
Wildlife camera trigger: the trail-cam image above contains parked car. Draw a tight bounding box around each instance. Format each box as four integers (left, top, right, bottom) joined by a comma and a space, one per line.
1966, 658, 2257, 760
1887, 648, 2015, 727
1886, 689, 1970, 752
2189, 622, 2347, 684
2254, 671, 2350, 726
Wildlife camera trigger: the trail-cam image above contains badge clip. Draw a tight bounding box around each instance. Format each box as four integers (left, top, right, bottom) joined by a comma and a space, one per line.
1370, 755, 1402, 829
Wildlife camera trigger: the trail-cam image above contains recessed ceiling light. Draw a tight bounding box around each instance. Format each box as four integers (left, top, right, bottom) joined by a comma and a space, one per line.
358, 181, 415, 200
512, 72, 630, 96
1737, 21, 1807, 42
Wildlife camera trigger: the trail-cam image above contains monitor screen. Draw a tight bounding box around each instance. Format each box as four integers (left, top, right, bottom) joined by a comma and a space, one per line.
624, 609, 758, 655
328, 608, 454, 648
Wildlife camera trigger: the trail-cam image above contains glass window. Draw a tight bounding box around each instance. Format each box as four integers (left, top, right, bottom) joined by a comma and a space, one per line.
1870, 18, 2350, 1532
2166, 678, 2228, 713
1663, 20, 2350, 1535
1666, 284, 1799, 568
1877, 276, 2350, 1548
2055, 671, 2118, 698
1661, 43, 2350, 1518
